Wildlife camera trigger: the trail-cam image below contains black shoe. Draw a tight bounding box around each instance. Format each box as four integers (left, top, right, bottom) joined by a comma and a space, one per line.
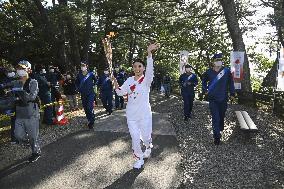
108, 110, 112, 115
184, 116, 189, 121
88, 123, 94, 130
214, 138, 220, 145
29, 153, 41, 163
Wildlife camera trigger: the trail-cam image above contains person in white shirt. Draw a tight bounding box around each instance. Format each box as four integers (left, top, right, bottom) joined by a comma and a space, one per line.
112, 43, 159, 169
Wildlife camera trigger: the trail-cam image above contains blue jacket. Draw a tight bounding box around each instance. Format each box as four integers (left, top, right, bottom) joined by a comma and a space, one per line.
97, 74, 113, 93
114, 71, 127, 86
76, 71, 96, 96
202, 67, 235, 102
33, 73, 51, 97
179, 73, 198, 95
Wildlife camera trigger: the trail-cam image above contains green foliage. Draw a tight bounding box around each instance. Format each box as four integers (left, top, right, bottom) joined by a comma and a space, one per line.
0, 0, 273, 83
251, 75, 263, 91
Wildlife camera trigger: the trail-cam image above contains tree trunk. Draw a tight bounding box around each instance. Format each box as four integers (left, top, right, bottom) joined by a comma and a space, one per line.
65, 16, 81, 68
58, 19, 67, 70
277, 0, 284, 47
82, 0, 93, 62
219, 0, 253, 104
59, 0, 81, 68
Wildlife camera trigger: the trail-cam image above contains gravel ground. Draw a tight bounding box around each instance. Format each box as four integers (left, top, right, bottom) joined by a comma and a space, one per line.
155, 94, 284, 189
1, 92, 283, 189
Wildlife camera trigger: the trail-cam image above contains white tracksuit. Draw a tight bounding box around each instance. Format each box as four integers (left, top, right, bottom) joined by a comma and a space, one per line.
115, 56, 154, 158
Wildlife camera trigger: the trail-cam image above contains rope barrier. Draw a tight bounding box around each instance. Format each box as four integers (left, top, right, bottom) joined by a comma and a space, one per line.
0, 99, 69, 120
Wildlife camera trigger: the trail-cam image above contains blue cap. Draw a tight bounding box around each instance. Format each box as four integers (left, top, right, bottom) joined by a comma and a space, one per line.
212, 53, 222, 59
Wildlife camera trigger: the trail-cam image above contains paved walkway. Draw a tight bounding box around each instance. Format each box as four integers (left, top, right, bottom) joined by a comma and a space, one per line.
0, 95, 181, 189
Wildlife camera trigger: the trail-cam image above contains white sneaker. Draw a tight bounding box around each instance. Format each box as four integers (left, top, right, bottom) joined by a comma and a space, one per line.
133, 158, 144, 169
143, 148, 151, 158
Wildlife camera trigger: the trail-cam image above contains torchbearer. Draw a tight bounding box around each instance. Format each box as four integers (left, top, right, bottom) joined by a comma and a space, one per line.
202, 53, 235, 145
112, 42, 159, 169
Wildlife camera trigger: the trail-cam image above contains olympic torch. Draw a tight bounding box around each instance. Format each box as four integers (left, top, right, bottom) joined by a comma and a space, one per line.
102, 32, 116, 78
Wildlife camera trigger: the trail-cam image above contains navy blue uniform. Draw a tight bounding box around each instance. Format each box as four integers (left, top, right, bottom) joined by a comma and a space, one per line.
163, 75, 171, 98
114, 71, 127, 109
98, 74, 113, 114
34, 73, 53, 125
76, 72, 97, 127
46, 72, 60, 116
1, 76, 17, 142
179, 73, 198, 118
202, 67, 235, 139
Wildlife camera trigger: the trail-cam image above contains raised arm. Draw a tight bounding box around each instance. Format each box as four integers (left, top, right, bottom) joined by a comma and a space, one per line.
145, 43, 159, 87
145, 55, 154, 87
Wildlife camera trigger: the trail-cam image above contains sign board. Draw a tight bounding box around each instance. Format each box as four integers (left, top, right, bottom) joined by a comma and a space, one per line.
276, 56, 284, 91
230, 51, 245, 89
179, 50, 189, 74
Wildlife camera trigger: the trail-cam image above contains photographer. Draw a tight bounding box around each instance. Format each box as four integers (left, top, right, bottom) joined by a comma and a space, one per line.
7, 61, 41, 162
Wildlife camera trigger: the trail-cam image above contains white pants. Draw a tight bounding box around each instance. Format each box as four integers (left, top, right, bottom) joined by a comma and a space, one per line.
127, 115, 152, 158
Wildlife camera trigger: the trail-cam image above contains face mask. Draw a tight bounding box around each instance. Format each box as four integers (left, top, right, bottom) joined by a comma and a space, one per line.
7, 72, 15, 78
41, 69, 46, 74
81, 67, 87, 72
214, 61, 223, 67
66, 75, 71, 79
17, 69, 28, 77
104, 71, 109, 75
185, 68, 192, 72
49, 69, 54, 73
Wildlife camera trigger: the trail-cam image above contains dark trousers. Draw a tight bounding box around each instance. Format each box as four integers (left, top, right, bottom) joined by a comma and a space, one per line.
10, 115, 17, 142
114, 92, 124, 108
101, 91, 113, 113
182, 92, 194, 117
209, 100, 227, 139
40, 93, 53, 125
163, 84, 171, 97
50, 89, 56, 117
81, 93, 95, 125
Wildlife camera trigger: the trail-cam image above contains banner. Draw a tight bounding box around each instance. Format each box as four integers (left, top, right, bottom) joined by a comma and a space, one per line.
179, 50, 189, 74
230, 51, 245, 89
276, 47, 284, 91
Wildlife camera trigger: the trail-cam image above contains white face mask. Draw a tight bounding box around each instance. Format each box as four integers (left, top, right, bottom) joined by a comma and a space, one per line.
214, 61, 223, 67
41, 69, 46, 74
66, 75, 71, 79
49, 69, 54, 73
81, 67, 87, 72
7, 72, 15, 78
17, 69, 28, 77
104, 71, 109, 75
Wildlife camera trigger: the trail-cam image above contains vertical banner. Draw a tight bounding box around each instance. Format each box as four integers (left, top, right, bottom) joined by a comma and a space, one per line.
179, 50, 189, 74
230, 51, 245, 89
276, 46, 284, 91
